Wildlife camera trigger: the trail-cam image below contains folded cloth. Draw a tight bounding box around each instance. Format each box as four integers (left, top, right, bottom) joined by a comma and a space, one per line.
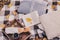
40, 11, 60, 39
17, 1, 48, 16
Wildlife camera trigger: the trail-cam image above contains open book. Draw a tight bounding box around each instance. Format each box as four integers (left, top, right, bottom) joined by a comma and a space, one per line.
22, 11, 40, 27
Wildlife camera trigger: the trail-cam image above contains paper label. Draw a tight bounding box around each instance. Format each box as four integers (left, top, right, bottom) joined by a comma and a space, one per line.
5, 27, 18, 34
22, 11, 40, 27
